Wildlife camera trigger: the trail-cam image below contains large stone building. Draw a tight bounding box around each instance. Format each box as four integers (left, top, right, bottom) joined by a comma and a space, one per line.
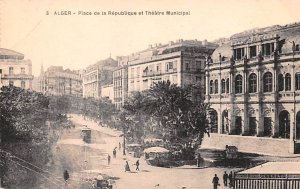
0, 48, 33, 89
113, 56, 128, 110
203, 22, 300, 155
126, 39, 218, 101
83, 57, 118, 98
40, 66, 82, 97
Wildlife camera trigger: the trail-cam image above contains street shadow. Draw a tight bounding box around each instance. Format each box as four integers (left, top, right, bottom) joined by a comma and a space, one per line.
141, 170, 150, 172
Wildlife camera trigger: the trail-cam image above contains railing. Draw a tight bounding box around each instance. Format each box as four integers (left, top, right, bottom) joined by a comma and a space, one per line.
2, 74, 33, 79
234, 174, 300, 189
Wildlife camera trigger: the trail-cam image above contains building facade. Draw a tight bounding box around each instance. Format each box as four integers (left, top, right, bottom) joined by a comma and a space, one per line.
101, 84, 114, 102
41, 66, 82, 97
126, 39, 218, 101
0, 48, 33, 89
83, 57, 118, 98
205, 23, 300, 154
113, 56, 128, 110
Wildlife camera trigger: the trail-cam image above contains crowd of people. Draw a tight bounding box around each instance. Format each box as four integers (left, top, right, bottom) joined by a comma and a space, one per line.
108, 142, 141, 173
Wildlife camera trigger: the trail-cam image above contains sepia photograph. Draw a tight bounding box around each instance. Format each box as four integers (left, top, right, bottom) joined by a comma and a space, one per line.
1, 0, 300, 188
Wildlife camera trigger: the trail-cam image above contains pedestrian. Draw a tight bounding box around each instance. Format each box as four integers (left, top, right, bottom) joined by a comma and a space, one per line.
228, 171, 233, 188
196, 153, 201, 167
119, 142, 121, 150
212, 174, 220, 189
63, 170, 69, 186
223, 171, 228, 186
125, 161, 131, 172
107, 154, 111, 165
135, 160, 140, 171
113, 148, 117, 158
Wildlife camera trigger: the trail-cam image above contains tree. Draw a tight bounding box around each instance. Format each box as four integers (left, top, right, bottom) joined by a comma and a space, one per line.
124, 81, 209, 159
0, 86, 74, 188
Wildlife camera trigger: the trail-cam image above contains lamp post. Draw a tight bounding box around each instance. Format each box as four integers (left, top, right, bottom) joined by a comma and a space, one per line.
123, 122, 126, 156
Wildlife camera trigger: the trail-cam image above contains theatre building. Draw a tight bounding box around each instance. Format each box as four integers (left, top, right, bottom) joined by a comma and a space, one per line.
202, 23, 300, 155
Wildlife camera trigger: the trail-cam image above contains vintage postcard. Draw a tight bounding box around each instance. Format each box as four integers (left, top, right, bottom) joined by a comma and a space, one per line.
1, 0, 300, 188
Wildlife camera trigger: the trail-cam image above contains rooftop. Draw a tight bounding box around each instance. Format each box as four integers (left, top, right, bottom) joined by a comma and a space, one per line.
211, 22, 300, 62
0, 48, 24, 59
240, 162, 300, 174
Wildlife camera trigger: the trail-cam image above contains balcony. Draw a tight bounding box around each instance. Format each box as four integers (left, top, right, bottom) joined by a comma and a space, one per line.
129, 51, 182, 65
278, 91, 294, 102
2, 74, 33, 79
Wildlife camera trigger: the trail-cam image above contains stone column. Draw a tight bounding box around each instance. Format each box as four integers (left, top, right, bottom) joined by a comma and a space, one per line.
242, 70, 249, 135
257, 67, 264, 136
289, 110, 295, 154
229, 70, 235, 134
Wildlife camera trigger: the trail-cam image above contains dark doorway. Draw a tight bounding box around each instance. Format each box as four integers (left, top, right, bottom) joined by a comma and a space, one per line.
263, 117, 272, 137
222, 110, 229, 134
249, 117, 257, 136
209, 109, 218, 133
296, 112, 300, 140
235, 116, 242, 135
279, 110, 290, 138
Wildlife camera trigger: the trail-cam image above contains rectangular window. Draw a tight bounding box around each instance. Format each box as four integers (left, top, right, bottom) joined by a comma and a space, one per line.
9, 67, 14, 75
156, 63, 161, 72
185, 61, 190, 71
234, 48, 245, 60
21, 81, 25, 89
250, 46, 257, 58
173, 61, 177, 70
196, 61, 201, 71
0, 69, 2, 74
262, 43, 274, 56
131, 68, 134, 78
9, 80, 14, 86
169, 62, 173, 70
21, 67, 25, 74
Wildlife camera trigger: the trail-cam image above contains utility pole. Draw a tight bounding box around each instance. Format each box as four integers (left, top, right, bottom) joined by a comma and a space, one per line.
123, 122, 126, 156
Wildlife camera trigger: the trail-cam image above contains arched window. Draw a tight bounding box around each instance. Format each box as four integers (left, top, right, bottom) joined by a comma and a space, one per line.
226, 78, 230, 93
278, 74, 284, 91
21, 81, 26, 89
214, 80, 218, 94
296, 73, 300, 90
235, 75, 243, 94
210, 80, 214, 94
249, 73, 257, 93
221, 79, 226, 93
263, 72, 273, 92
285, 73, 291, 91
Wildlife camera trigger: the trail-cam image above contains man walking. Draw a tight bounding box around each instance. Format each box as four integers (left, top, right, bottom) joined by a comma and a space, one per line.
107, 154, 111, 165
212, 174, 220, 189
125, 161, 131, 172
135, 160, 140, 171
63, 170, 70, 186
113, 148, 117, 158
223, 171, 228, 186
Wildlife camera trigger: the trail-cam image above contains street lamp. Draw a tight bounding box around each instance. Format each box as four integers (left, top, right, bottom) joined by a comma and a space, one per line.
123, 123, 126, 156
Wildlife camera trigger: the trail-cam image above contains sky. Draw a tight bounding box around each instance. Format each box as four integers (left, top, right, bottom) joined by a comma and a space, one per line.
1, 0, 300, 76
